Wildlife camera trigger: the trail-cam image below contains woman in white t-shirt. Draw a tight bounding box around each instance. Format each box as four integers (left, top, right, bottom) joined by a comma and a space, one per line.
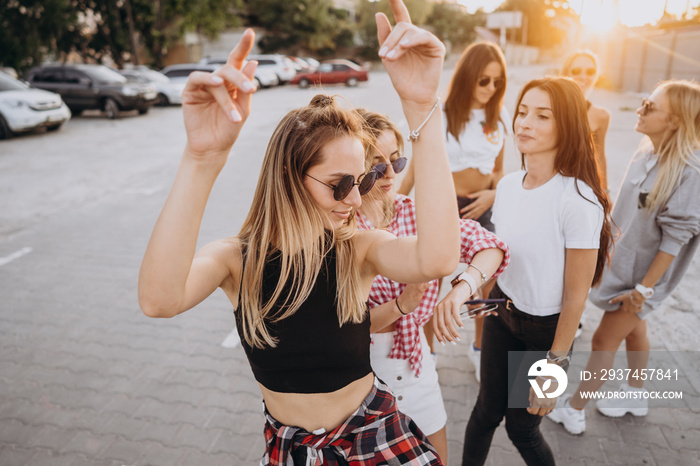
433, 77, 613, 466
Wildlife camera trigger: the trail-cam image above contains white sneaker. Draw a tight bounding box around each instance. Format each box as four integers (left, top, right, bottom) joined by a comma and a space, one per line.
468, 341, 481, 382
547, 395, 586, 435
596, 383, 649, 417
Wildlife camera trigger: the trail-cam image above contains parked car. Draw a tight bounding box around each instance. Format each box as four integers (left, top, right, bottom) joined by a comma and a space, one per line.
1, 67, 18, 79
288, 56, 314, 72
300, 57, 321, 69
24, 64, 156, 118
0, 71, 71, 139
196, 58, 279, 88
247, 54, 296, 84
119, 67, 183, 106
290, 59, 369, 88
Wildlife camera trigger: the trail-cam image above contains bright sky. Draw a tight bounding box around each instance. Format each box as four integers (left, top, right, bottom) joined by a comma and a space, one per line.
457, 0, 700, 27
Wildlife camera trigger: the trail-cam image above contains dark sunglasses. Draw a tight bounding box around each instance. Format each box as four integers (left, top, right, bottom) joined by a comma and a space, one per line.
639, 98, 669, 116
478, 76, 505, 89
569, 67, 596, 76
305, 171, 378, 201
372, 156, 407, 179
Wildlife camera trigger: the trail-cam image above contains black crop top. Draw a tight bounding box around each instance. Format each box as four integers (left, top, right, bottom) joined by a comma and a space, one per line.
235, 245, 372, 393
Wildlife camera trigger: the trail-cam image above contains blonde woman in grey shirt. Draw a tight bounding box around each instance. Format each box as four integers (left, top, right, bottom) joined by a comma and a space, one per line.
548, 80, 700, 435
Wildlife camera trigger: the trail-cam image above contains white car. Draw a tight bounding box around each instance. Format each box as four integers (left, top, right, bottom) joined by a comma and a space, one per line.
0, 71, 71, 139
247, 54, 297, 84
120, 67, 183, 106
197, 58, 279, 88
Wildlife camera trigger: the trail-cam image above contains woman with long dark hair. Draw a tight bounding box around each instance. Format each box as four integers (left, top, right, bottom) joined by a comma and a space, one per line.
434, 77, 612, 465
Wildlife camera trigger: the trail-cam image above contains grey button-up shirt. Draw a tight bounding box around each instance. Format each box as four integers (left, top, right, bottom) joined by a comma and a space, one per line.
589, 147, 700, 319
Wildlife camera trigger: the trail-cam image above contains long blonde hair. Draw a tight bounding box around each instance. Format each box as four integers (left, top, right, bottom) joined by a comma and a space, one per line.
238, 95, 370, 349
356, 108, 403, 229
644, 80, 700, 212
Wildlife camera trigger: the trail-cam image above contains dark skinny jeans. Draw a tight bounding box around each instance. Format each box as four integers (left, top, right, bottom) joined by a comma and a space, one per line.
462, 283, 565, 466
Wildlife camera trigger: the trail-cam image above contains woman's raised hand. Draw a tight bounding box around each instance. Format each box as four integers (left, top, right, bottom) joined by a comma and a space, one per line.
375, 0, 445, 108
182, 29, 258, 160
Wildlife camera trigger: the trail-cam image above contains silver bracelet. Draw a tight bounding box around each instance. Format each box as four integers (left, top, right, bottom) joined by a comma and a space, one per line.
468, 263, 488, 284
407, 97, 441, 142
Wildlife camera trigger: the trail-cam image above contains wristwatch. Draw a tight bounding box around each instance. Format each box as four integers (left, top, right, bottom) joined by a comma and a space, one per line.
634, 283, 654, 299
450, 271, 476, 297
546, 350, 571, 368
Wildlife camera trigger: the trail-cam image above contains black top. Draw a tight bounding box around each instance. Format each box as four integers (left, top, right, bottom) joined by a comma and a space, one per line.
235, 245, 372, 393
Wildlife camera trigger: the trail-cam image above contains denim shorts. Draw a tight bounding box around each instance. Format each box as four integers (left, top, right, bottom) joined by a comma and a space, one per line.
370, 331, 447, 436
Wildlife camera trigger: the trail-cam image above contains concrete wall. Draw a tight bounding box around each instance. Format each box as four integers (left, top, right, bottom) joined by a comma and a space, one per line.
599, 24, 700, 93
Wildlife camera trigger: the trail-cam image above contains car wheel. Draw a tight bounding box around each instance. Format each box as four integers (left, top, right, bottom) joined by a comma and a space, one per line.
346, 77, 358, 87
0, 114, 13, 139
47, 123, 63, 132
104, 98, 119, 119
155, 93, 169, 106
253, 77, 262, 89
299, 78, 310, 89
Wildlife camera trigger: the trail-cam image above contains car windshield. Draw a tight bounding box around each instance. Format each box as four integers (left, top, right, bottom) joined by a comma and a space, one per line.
81, 66, 127, 84
0, 72, 29, 91
143, 70, 169, 83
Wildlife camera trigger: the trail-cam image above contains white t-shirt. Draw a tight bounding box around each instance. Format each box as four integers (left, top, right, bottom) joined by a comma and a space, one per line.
492, 171, 604, 316
445, 107, 511, 175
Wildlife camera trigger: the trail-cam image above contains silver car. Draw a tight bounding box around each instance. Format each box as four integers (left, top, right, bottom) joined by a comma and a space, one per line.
120, 67, 183, 106
0, 71, 71, 139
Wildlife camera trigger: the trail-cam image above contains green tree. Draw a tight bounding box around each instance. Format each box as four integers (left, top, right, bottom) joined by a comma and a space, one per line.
0, 0, 81, 73
246, 0, 354, 55
425, 2, 485, 53
0, 0, 244, 72
354, 0, 432, 60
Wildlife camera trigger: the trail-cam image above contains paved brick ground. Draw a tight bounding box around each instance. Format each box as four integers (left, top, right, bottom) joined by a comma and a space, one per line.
1, 63, 699, 465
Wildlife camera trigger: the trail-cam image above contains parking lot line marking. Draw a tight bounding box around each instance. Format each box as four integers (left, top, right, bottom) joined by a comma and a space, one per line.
0, 247, 33, 267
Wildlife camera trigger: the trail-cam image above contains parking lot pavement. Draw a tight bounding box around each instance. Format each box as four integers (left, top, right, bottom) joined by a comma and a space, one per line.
1, 65, 699, 465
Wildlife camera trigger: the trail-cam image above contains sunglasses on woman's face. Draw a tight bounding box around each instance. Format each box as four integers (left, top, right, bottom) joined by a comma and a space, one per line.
478, 76, 505, 89
639, 98, 669, 116
372, 156, 407, 179
305, 170, 378, 201
569, 67, 596, 77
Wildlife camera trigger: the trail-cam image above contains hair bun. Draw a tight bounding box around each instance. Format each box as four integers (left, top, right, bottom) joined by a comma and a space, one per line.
309, 94, 336, 108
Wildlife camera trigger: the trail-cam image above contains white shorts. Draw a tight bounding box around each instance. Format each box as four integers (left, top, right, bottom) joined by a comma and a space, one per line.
369, 330, 447, 436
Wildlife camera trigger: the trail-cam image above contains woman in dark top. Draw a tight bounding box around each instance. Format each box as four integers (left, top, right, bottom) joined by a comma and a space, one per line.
138, 1, 459, 464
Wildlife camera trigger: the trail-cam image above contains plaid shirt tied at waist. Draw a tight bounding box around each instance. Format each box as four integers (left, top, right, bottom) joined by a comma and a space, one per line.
261, 377, 442, 466
357, 194, 509, 376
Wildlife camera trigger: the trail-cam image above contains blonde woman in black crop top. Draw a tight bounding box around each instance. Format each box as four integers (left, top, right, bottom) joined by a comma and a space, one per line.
138, 1, 459, 464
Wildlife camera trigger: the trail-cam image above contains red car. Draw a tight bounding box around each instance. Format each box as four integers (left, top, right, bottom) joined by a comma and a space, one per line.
290, 59, 369, 88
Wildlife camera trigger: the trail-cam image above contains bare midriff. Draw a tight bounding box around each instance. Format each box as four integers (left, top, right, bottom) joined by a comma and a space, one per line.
452, 168, 493, 197
261, 372, 375, 432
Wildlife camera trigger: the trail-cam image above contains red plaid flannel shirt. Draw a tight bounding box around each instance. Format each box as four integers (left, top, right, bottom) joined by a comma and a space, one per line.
262, 377, 443, 465
357, 194, 509, 376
